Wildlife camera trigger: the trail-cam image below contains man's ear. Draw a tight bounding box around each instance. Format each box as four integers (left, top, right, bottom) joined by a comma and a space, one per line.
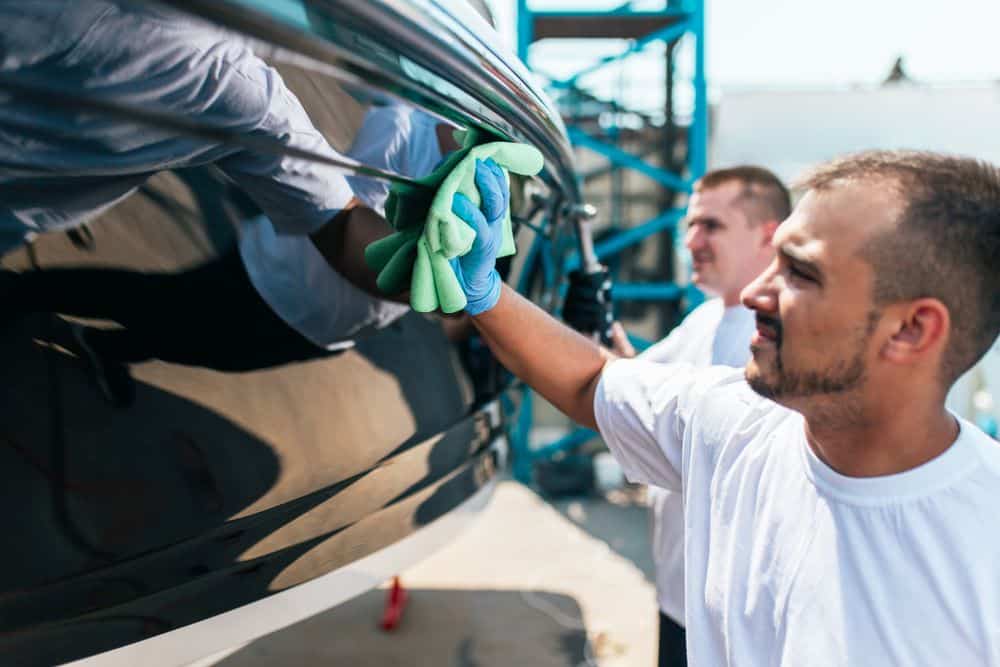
881, 298, 950, 365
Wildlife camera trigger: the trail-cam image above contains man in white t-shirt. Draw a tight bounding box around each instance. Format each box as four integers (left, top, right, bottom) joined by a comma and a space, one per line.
451, 150, 1000, 665
635, 167, 789, 667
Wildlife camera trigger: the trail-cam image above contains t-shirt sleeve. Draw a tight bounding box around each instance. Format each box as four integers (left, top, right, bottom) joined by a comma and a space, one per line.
211, 48, 354, 235
594, 359, 742, 490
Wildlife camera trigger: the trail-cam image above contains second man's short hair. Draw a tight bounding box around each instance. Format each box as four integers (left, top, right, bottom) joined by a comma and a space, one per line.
695, 166, 792, 226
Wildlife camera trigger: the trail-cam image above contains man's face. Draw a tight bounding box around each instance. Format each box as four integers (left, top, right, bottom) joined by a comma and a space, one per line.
684, 181, 776, 304
740, 182, 901, 407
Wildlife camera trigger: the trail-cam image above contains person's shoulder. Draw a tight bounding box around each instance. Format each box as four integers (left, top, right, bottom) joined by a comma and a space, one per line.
656, 298, 724, 343
599, 359, 791, 460
603, 356, 739, 385
940, 421, 1000, 563
725, 303, 756, 326
362, 105, 417, 133
601, 358, 754, 415
963, 421, 1000, 476
682, 298, 725, 324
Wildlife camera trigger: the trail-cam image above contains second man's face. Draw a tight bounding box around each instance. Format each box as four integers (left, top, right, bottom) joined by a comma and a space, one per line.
683, 181, 774, 304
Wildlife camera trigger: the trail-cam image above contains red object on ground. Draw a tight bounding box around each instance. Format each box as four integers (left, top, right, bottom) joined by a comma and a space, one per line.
380, 576, 408, 631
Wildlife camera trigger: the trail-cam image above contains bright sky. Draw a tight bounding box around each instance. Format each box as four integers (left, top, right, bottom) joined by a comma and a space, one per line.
489, 0, 1000, 110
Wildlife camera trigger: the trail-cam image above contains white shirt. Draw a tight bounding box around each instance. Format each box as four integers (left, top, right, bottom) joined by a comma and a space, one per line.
595, 361, 1000, 666
238, 106, 439, 348
638, 299, 755, 624
0, 2, 352, 253
640, 299, 756, 368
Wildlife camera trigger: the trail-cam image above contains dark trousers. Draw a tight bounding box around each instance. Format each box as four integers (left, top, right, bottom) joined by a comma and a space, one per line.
658, 611, 687, 667
11, 248, 334, 371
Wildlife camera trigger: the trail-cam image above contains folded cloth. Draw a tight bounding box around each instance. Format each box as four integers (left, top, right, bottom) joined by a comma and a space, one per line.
365, 141, 544, 313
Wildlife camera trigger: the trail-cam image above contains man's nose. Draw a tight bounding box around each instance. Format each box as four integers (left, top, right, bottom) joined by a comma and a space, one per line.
685, 224, 705, 252
741, 262, 778, 312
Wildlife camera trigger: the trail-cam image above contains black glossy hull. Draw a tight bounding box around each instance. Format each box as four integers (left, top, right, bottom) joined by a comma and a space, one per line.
0, 172, 504, 666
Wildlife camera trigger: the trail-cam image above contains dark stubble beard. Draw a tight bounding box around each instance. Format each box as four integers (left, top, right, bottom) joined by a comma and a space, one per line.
747, 310, 879, 400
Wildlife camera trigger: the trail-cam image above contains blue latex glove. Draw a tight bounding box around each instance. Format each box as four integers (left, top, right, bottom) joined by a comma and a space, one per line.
449, 158, 509, 315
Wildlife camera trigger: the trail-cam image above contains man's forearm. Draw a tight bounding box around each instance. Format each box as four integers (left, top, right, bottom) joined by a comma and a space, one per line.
309, 199, 408, 303
472, 284, 614, 430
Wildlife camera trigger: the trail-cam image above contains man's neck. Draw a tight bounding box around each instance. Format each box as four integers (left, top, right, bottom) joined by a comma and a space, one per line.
803, 399, 959, 478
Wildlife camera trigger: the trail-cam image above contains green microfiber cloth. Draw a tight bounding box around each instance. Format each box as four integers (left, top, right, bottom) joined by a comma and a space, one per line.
365, 141, 544, 313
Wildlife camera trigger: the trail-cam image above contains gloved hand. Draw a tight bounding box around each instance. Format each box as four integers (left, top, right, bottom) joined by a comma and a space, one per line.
448, 158, 508, 315
365, 141, 543, 313
562, 267, 614, 345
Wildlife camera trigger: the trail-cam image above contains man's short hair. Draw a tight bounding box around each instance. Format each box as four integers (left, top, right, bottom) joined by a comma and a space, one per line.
799, 150, 1000, 385
695, 165, 792, 226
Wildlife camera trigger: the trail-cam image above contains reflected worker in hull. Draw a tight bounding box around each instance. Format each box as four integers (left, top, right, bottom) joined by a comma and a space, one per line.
3, 104, 454, 405
0, 2, 450, 404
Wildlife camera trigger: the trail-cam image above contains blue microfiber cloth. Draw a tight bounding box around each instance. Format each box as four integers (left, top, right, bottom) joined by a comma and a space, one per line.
365, 141, 544, 312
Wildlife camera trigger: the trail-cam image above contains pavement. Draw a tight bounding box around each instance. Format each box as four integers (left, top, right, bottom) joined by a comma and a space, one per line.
214, 479, 658, 667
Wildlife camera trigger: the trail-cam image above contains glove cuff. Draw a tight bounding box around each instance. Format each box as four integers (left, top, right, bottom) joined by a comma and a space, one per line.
465, 271, 502, 316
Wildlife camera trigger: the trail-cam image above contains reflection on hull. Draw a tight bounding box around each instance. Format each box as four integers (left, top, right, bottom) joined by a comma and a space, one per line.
0, 0, 581, 659
0, 173, 504, 666
65, 478, 500, 667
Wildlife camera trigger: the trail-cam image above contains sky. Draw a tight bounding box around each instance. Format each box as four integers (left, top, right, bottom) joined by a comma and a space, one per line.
487, 0, 1000, 112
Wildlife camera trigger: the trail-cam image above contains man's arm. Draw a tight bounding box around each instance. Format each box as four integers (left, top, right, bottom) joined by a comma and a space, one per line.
452, 160, 712, 491
308, 198, 410, 304
446, 160, 616, 429
472, 284, 614, 430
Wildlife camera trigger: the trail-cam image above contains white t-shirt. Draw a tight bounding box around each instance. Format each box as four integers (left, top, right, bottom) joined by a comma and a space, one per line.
0, 3, 354, 254
239, 106, 439, 348
638, 299, 755, 624
595, 361, 1000, 666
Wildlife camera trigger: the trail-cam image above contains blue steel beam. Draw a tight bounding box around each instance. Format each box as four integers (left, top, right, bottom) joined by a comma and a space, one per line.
689, 0, 708, 178
581, 144, 662, 182
565, 207, 685, 271
613, 282, 684, 301
545, 81, 660, 127
513, 0, 708, 481
593, 207, 685, 259
516, 0, 532, 62
532, 427, 598, 461
547, 20, 693, 86
567, 127, 690, 192
628, 332, 652, 352
528, 8, 691, 20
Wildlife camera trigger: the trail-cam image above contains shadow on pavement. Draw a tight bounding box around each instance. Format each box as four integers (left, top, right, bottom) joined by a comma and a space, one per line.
215, 588, 590, 667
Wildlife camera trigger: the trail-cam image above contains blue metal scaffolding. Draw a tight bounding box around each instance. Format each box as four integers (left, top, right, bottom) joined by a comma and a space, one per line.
508, 0, 708, 485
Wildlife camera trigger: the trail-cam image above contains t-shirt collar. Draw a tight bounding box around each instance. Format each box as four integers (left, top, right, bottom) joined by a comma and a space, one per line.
798, 413, 980, 504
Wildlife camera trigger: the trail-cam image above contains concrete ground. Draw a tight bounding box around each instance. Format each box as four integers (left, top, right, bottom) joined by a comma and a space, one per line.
214, 479, 658, 667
